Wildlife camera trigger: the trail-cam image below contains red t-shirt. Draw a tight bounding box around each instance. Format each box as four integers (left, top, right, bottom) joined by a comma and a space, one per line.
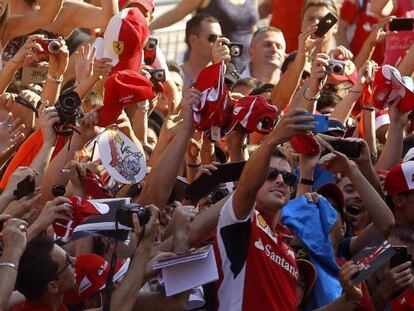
12, 300, 68, 311
215, 195, 298, 311
392, 288, 414, 310
340, 0, 384, 64
270, 0, 305, 53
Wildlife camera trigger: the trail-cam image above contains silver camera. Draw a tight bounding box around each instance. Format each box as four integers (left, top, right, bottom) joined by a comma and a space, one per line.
326, 59, 346, 75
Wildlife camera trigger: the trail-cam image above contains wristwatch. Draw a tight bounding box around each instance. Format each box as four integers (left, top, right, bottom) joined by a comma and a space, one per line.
300, 178, 314, 185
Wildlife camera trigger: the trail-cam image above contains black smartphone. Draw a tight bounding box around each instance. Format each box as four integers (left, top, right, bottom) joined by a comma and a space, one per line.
185, 161, 246, 203
13, 175, 35, 199
390, 246, 412, 268
329, 140, 362, 158
314, 12, 338, 37
389, 18, 414, 32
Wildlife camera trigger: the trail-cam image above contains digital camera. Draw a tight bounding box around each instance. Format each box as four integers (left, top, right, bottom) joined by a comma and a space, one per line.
116, 203, 151, 228
149, 69, 166, 84
55, 91, 84, 127
326, 59, 346, 75
144, 38, 158, 65
226, 42, 244, 58
35, 38, 62, 55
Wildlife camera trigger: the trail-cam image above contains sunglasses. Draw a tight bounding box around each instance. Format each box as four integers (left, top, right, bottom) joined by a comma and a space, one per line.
266, 168, 297, 187
53, 253, 74, 280
207, 34, 222, 43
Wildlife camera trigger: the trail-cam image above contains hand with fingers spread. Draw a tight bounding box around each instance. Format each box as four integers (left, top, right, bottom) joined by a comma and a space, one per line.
339, 261, 363, 305
267, 108, 315, 145
374, 261, 413, 302
75, 44, 97, 84
212, 37, 231, 63
298, 23, 323, 59
0, 112, 25, 159
3, 188, 42, 220
32, 196, 73, 232
9, 34, 45, 69
39, 107, 60, 146
48, 38, 69, 79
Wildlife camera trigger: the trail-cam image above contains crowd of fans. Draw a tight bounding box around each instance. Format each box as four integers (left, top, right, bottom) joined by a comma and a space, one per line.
0, 0, 414, 310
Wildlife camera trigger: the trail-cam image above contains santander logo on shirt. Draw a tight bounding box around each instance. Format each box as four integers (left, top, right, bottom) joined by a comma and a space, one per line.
254, 238, 298, 279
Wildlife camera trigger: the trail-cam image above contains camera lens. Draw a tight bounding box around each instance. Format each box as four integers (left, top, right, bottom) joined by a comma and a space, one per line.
48, 41, 61, 54
231, 46, 240, 57
332, 64, 343, 74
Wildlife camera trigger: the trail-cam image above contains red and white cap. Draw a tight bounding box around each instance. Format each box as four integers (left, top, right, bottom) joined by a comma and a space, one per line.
98, 69, 155, 127
384, 161, 414, 196
75, 254, 130, 300
119, 0, 154, 12
226, 96, 278, 134
103, 8, 149, 73
53, 196, 110, 242
389, 71, 414, 113
375, 109, 390, 131
372, 65, 393, 110
192, 62, 231, 131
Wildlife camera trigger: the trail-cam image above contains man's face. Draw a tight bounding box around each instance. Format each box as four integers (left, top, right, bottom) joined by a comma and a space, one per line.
255, 157, 292, 214
170, 71, 183, 94
249, 31, 286, 69
190, 21, 222, 60
393, 191, 414, 224
337, 177, 370, 230
51, 245, 76, 294
301, 6, 337, 41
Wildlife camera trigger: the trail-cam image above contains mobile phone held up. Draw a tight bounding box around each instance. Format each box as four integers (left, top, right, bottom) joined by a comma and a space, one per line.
314, 12, 338, 38
389, 18, 414, 32
390, 246, 412, 268
298, 112, 329, 133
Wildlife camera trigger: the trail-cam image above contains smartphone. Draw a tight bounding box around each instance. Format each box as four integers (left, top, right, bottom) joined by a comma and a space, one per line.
185, 161, 246, 203
389, 18, 414, 31
314, 12, 338, 38
299, 112, 329, 133
144, 37, 157, 65
13, 176, 35, 199
329, 140, 362, 158
390, 246, 412, 268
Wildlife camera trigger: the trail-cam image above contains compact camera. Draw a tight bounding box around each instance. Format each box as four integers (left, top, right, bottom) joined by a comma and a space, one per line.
35, 38, 62, 55
149, 69, 166, 84
326, 59, 346, 75
144, 38, 158, 65
54, 91, 84, 136
116, 203, 151, 228
226, 42, 244, 58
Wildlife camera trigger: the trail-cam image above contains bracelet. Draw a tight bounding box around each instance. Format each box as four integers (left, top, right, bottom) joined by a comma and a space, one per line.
47, 73, 63, 84
0, 262, 18, 271
187, 162, 201, 168
300, 178, 314, 185
303, 87, 321, 101
349, 90, 361, 94
362, 106, 375, 112
136, 101, 149, 113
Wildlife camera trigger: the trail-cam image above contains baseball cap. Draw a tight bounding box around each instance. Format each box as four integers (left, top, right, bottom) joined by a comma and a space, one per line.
75, 254, 130, 300
403, 148, 414, 162
327, 119, 346, 136
103, 8, 149, 73
226, 96, 278, 134
98, 69, 155, 127
119, 0, 154, 12
290, 134, 320, 155
317, 183, 344, 218
375, 109, 390, 131
384, 161, 414, 196
297, 259, 317, 299
372, 65, 393, 110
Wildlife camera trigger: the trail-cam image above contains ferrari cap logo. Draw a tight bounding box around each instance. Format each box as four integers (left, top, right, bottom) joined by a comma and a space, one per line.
113, 41, 124, 55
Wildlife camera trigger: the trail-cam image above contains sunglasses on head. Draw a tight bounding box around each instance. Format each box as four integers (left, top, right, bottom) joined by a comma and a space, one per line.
207, 34, 222, 43
266, 168, 297, 187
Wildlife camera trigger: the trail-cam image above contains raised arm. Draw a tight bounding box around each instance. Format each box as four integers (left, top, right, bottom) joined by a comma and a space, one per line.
233, 109, 314, 220
371, 0, 396, 17
150, 0, 202, 31
3, 0, 63, 44
68, 0, 118, 31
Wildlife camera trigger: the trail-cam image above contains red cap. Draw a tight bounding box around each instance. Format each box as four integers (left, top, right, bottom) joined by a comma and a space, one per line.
384, 161, 414, 196
192, 62, 231, 131
53, 196, 109, 242
75, 254, 130, 300
103, 8, 149, 73
98, 69, 155, 127
81, 172, 113, 199
330, 60, 358, 85
317, 183, 344, 212
290, 134, 320, 155
227, 96, 278, 134
119, 0, 154, 12
372, 65, 393, 110
389, 71, 414, 113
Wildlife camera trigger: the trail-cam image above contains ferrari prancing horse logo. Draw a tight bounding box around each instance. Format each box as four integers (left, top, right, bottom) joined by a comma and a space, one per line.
113, 41, 124, 55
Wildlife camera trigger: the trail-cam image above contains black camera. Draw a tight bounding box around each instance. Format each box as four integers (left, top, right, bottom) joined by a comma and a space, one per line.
326, 59, 346, 75
116, 203, 151, 228
54, 91, 84, 136
144, 38, 158, 65
225, 42, 244, 58
149, 69, 166, 84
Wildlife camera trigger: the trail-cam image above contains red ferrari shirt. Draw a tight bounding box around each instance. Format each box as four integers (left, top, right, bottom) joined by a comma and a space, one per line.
12, 300, 68, 311
215, 195, 298, 311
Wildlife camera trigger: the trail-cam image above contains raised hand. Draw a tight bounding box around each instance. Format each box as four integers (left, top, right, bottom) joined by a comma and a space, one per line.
75, 44, 97, 84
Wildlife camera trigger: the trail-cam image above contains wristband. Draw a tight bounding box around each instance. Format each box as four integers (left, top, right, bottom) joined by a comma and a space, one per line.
47, 73, 63, 84
362, 106, 375, 112
0, 262, 18, 271
300, 178, 314, 185
187, 162, 201, 169
303, 88, 321, 101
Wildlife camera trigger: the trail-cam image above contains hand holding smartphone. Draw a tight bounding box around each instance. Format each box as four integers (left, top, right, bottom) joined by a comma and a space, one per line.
314, 12, 338, 38
389, 18, 414, 32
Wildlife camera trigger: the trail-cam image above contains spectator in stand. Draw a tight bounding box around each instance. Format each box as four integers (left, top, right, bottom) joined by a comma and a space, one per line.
259, 0, 305, 53
150, 0, 259, 72
337, 0, 384, 64
239, 27, 287, 85
372, 0, 414, 66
